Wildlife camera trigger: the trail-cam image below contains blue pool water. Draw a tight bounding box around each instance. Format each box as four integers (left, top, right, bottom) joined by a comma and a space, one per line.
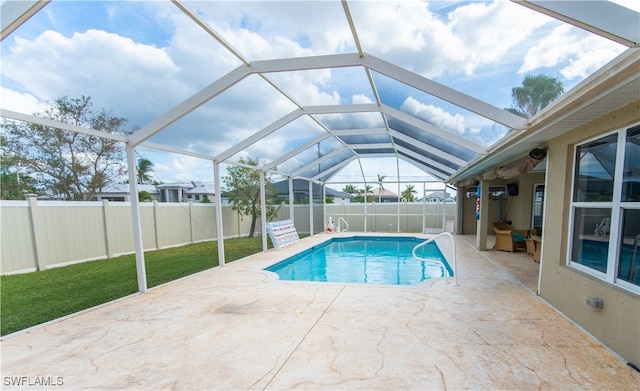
575, 240, 638, 284
265, 236, 452, 286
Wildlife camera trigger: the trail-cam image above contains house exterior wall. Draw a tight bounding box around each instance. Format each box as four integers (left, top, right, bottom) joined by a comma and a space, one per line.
539, 101, 640, 366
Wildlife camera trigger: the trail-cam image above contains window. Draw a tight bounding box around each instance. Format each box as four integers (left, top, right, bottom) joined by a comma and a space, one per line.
569, 124, 640, 292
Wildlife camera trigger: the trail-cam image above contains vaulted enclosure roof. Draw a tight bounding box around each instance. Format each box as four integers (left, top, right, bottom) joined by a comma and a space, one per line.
1, 0, 638, 187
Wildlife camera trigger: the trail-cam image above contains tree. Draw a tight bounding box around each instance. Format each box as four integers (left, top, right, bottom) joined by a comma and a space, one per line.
223, 157, 277, 237
355, 185, 374, 203
0, 148, 39, 199
401, 184, 418, 202
377, 174, 386, 203
1, 96, 130, 200
136, 158, 155, 185
507, 75, 565, 118
342, 184, 358, 195
0, 137, 39, 199
138, 190, 153, 202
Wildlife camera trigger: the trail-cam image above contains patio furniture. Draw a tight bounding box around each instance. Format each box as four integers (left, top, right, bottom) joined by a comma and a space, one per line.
492, 222, 528, 252
532, 235, 542, 262
525, 238, 535, 256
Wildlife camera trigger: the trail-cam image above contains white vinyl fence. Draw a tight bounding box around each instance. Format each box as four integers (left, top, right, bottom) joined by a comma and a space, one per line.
1, 199, 455, 274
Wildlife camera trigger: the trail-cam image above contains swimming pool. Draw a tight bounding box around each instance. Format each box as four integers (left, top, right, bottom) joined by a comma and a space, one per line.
265, 236, 452, 286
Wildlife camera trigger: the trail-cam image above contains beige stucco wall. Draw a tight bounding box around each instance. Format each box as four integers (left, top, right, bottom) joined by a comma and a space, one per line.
539, 100, 640, 365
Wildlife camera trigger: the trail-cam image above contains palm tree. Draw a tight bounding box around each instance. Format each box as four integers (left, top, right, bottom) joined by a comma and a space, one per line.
136, 158, 155, 184
507, 74, 564, 118
377, 174, 386, 203
401, 184, 417, 202
343, 184, 358, 195
356, 185, 374, 203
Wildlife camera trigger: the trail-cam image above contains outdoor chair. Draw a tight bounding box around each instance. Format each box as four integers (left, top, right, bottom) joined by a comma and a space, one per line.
531, 235, 542, 262
492, 222, 529, 252
525, 235, 543, 261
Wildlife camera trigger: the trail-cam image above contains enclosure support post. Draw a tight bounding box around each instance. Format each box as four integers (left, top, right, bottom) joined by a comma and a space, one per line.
26, 194, 44, 271
214, 161, 225, 266
422, 183, 426, 234
442, 182, 447, 232
309, 180, 314, 236
363, 180, 367, 232
476, 180, 489, 251
322, 184, 326, 231
260, 171, 268, 252
102, 199, 113, 258
288, 176, 294, 222
126, 145, 147, 293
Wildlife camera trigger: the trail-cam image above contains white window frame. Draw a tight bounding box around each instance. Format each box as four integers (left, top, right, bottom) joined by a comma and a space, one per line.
567, 124, 640, 295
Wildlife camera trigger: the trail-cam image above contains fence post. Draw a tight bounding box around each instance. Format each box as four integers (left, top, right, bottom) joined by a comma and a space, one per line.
189, 200, 194, 243
26, 194, 45, 271
153, 200, 160, 250
102, 199, 114, 258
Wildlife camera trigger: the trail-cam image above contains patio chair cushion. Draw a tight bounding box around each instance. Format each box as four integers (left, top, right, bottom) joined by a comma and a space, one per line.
513, 232, 526, 242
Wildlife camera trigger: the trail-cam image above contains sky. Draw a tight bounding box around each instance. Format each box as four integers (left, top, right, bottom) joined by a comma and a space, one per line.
0, 0, 634, 195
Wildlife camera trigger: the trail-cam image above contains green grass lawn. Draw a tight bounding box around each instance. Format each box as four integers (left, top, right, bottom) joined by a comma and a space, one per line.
0, 236, 272, 336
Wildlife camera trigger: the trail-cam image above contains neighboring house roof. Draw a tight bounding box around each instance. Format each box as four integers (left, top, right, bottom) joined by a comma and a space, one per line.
156, 183, 195, 190
273, 179, 352, 199
185, 182, 215, 195
99, 184, 159, 195
370, 188, 399, 197
424, 191, 452, 199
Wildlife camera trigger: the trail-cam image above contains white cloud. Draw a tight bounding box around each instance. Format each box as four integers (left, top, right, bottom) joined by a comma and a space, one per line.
350, 0, 549, 77
519, 24, 626, 78
0, 87, 47, 114
401, 96, 465, 135
153, 154, 213, 183
4, 29, 188, 127
446, 1, 549, 74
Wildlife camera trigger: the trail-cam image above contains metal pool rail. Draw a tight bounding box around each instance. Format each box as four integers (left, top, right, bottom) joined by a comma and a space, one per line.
412, 232, 458, 285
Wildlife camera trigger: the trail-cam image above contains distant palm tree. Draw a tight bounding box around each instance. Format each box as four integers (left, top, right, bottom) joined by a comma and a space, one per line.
357, 185, 374, 203
377, 174, 386, 203
507, 74, 564, 118
137, 158, 155, 184
343, 184, 358, 195
401, 184, 417, 202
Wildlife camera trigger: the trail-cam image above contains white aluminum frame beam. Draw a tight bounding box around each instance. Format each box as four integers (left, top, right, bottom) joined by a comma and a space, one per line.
396, 155, 448, 181
310, 155, 358, 181
330, 128, 388, 136
341, 0, 364, 57
388, 129, 468, 167
216, 109, 303, 162
0, 109, 128, 142
347, 143, 395, 150
363, 55, 527, 130
394, 144, 456, 175
261, 133, 330, 172
515, 0, 639, 48
381, 104, 486, 154
1, 0, 49, 41
128, 65, 251, 146
141, 141, 215, 161
290, 147, 349, 177
172, 0, 250, 65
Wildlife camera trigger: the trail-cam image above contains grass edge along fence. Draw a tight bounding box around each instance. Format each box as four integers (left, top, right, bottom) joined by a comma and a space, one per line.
0, 236, 273, 336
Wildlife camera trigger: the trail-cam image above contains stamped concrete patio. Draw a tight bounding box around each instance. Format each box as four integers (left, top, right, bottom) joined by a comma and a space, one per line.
1, 233, 638, 390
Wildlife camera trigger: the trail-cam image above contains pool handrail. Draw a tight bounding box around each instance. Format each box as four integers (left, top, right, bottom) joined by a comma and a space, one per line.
338, 216, 349, 232
412, 232, 458, 285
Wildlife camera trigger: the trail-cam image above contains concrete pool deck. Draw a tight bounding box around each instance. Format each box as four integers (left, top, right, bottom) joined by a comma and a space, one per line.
1, 233, 639, 390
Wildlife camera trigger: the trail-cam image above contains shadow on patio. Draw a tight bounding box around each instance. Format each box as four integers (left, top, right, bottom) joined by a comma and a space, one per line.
459, 234, 541, 293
